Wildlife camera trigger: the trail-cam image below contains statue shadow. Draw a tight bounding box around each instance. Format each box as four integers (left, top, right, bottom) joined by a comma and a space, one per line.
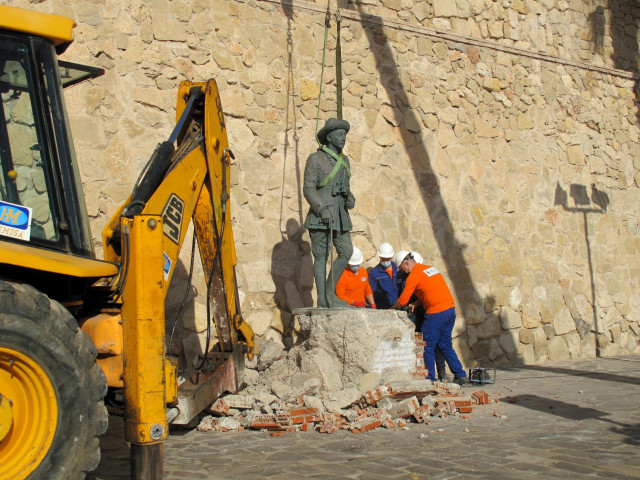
270, 218, 314, 345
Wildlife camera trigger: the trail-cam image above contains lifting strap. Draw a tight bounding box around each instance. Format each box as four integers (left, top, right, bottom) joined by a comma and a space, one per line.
317, 146, 350, 188
335, 6, 342, 120
315, 1, 344, 145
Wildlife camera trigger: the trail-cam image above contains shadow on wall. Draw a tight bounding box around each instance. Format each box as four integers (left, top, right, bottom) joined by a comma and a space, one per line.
164, 252, 199, 365
350, 3, 495, 364
270, 1, 310, 336
271, 218, 314, 312
280, 0, 304, 229
589, 1, 640, 125
554, 182, 609, 357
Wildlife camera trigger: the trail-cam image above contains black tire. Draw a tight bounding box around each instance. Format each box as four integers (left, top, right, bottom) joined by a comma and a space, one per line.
0, 280, 108, 480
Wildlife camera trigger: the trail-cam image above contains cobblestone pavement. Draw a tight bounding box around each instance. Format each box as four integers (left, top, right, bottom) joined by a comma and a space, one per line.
88, 355, 640, 480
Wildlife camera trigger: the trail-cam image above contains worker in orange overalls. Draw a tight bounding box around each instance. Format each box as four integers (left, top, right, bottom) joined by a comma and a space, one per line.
335, 247, 376, 308
390, 252, 468, 385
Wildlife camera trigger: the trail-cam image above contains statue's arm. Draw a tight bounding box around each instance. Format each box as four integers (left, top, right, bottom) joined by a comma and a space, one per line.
303, 154, 326, 216
345, 156, 355, 209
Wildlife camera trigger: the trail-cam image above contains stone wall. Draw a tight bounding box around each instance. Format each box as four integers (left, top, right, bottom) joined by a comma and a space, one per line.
9, 0, 640, 368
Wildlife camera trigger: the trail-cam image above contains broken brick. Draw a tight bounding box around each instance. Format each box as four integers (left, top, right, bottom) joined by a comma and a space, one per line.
300, 422, 315, 432
210, 398, 230, 416
359, 385, 391, 407
318, 422, 337, 434
222, 395, 254, 410
275, 411, 292, 427
452, 399, 473, 413
351, 417, 382, 433
431, 402, 448, 418
290, 407, 321, 425
251, 414, 281, 430
472, 391, 489, 405
374, 397, 394, 410
290, 407, 319, 417
387, 396, 420, 419
412, 405, 431, 423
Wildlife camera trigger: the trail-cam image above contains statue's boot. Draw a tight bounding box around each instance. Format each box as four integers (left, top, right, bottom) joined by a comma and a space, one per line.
315, 284, 328, 308
326, 293, 348, 308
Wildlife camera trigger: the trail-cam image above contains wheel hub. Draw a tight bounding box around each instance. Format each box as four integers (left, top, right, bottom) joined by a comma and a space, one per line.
0, 347, 58, 480
0, 392, 12, 442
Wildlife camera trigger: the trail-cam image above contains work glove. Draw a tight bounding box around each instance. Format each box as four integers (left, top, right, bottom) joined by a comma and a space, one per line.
345, 192, 355, 210
320, 208, 333, 224
352, 300, 366, 308
370, 303, 377, 309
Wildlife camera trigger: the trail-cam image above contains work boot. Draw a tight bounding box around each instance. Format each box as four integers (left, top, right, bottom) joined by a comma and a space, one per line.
453, 376, 469, 386
437, 369, 449, 382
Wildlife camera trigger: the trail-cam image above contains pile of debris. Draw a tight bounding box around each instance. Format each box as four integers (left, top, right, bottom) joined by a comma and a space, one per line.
197, 379, 494, 434
196, 309, 495, 434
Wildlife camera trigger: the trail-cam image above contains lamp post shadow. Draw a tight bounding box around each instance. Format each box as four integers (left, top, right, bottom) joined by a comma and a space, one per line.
554, 182, 610, 356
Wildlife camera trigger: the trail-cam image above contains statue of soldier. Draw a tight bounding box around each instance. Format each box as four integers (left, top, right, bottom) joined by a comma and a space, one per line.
303, 118, 355, 308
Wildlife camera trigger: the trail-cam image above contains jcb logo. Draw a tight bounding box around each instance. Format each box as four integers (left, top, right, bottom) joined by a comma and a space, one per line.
162, 194, 184, 244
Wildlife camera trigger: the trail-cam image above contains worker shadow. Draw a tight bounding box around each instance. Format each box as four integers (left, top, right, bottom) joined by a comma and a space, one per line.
499, 394, 640, 446
589, 2, 640, 126
271, 219, 314, 341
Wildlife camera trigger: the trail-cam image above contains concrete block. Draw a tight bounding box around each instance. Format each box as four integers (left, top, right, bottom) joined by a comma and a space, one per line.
296, 310, 418, 386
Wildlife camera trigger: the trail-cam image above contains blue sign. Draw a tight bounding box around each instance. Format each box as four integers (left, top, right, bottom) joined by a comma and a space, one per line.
0, 201, 32, 241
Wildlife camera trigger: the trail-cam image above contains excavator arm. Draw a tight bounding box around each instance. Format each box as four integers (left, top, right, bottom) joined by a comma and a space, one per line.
101, 79, 254, 479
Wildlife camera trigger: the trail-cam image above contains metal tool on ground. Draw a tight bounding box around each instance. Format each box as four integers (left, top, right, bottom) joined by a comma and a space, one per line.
468, 368, 496, 384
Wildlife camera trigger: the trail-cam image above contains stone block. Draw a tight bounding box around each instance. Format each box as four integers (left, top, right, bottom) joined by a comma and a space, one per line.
532, 328, 548, 358
565, 332, 582, 358
433, 0, 459, 17
499, 331, 519, 355
477, 315, 501, 339
547, 336, 570, 361
257, 339, 284, 371
553, 307, 577, 336
246, 311, 273, 336
500, 306, 522, 330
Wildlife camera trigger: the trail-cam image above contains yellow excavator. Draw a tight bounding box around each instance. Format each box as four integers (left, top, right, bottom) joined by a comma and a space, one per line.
0, 6, 254, 479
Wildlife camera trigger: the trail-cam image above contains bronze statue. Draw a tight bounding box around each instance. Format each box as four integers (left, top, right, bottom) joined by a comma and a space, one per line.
303, 118, 355, 308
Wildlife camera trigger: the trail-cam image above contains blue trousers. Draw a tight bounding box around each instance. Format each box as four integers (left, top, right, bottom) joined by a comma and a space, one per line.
421, 307, 466, 381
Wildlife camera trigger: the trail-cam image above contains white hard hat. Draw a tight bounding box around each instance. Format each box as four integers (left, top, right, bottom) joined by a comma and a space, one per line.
348, 246, 364, 265
377, 242, 394, 258
393, 250, 410, 266
411, 251, 423, 264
